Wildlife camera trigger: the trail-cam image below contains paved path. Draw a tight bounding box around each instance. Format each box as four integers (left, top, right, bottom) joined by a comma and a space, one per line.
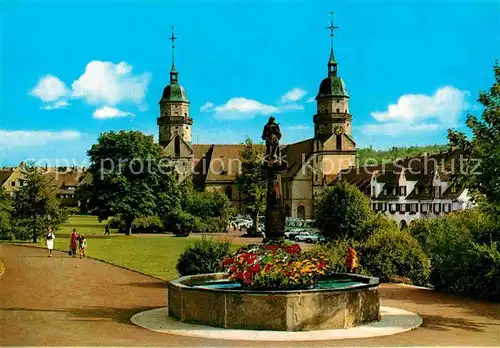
1, 244, 499, 347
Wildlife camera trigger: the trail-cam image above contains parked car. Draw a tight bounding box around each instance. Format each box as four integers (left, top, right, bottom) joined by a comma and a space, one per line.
284, 228, 305, 240
294, 231, 325, 243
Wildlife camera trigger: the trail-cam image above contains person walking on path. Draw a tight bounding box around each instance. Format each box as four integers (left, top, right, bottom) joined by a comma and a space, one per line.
69, 229, 79, 258
345, 244, 359, 273
78, 235, 87, 258
104, 223, 110, 235
45, 227, 55, 257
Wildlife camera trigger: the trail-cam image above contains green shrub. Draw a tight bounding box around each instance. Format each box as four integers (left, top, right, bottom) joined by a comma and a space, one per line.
360, 227, 430, 286
176, 238, 231, 276
107, 216, 123, 229
421, 209, 500, 300
314, 182, 374, 241
132, 216, 164, 233
316, 239, 366, 274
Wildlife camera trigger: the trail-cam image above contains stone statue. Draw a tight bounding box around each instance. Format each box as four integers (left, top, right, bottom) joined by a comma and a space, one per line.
261, 116, 282, 162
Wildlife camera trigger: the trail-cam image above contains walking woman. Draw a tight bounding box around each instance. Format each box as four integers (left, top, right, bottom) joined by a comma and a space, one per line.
46, 227, 55, 257
69, 229, 79, 258
345, 243, 359, 273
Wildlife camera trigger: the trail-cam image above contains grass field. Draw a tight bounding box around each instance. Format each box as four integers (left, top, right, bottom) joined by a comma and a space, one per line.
41, 215, 247, 280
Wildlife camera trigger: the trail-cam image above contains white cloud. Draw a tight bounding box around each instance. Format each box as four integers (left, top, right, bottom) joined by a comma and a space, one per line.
212, 97, 303, 120
362, 86, 470, 138
41, 100, 69, 110
200, 101, 214, 112
281, 88, 307, 103
306, 97, 316, 103
288, 124, 311, 131
371, 86, 469, 126
93, 106, 135, 119
71, 61, 151, 107
0, 130, 81, 148
30, 75, 70, 103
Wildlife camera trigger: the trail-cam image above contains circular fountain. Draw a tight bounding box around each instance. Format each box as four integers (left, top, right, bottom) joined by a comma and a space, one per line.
167, 272, 380, 331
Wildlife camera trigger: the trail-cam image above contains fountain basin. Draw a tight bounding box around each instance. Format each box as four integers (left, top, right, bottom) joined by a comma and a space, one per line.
167, 272, 380, 331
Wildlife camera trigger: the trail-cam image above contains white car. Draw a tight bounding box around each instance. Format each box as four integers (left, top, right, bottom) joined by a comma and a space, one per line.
294, 231, 325, 243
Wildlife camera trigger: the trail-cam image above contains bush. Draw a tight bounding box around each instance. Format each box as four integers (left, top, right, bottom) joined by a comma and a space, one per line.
132, 216, 164, 233
316, 239, 364, 274
314, 182, 374, 241
360, 226, 431, 286
176, 238, 231, 276
107, 216, 123, 229
420, 209, 500, 300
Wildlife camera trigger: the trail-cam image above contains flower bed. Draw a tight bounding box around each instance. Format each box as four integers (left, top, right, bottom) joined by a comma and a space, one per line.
222, 241, 329, 289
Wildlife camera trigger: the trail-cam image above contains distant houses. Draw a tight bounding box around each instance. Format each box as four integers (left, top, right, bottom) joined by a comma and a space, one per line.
0, 162, 90, 207
328, 149, 473, 227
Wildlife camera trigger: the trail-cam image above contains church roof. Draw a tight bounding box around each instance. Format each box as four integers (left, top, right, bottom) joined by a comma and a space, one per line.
0, 169, 13, 185
316, 76, 349, 99
160, 84, 188, 103
282, 138, 315, 179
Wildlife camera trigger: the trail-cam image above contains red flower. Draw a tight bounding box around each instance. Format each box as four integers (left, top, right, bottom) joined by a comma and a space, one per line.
285, 244, 301, 254
248, 264, 261, 272
231, 265, 237, 273
223, 257, 235, 265
235, 271, 244, 280
243, 271, 252, 285
264, 244, 280, 251
264, 264, 273, 272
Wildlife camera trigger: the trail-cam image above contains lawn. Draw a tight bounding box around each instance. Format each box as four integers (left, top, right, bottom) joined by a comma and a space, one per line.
45, 215, 247, 280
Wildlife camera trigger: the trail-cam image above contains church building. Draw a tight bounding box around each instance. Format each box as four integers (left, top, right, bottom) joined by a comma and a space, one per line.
157, 23, 356, 219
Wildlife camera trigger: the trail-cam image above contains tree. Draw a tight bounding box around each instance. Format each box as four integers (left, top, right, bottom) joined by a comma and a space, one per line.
448, 61, 500, 205
314, 181, 373, 241
80, 131, 181, 235
235, 138, 267, 234
12, 165, 66, 242
0, 188, 13, 240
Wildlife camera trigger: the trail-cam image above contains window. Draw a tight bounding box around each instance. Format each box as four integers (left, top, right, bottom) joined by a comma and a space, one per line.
443, 203, 451, 212
424, 187, 430, 194
434, 203, 441, 213
383, 188, 387, 196
405, 203, 411, 212
451, 186, 457, 193
392, 188, 397, 195
297, 206, 306, 220
336, 108, 340, 113
336, 134, 342, 150
174, 136, 180, 157
396, 204, 401, 212
378, 203, 383, 211
11, 181, 15, 187
421, 203, 428, 213
285, 205, 291, 217
415, 187, 420, 195
315, 174, 319, 182
225, 185, 233, 199
372, 186, 376, 197
389, 203, 396, 214
399, 186, 407, 196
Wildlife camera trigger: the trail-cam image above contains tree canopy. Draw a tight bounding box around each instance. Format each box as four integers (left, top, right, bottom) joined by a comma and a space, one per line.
80, 131, 181, 234
12, 165, 66, 242
448, 61, 500, 206
235, 138, 267, 233
0, 188, 13, 240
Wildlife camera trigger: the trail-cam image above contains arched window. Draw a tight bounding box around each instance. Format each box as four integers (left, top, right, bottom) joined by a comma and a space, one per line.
400, 220, 408, 230
174, 136, 180, 157
297, 205, 306, 220
225, 185, 232, 199
336, 134, 342, 150
285, 205, 291, 217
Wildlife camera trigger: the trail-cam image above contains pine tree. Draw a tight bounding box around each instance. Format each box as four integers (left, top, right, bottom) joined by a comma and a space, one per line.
12, 165, 66, 242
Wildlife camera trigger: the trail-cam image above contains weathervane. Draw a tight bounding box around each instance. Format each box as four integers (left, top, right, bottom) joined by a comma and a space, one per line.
325, 12, 338, 53
170, 26, 177, 68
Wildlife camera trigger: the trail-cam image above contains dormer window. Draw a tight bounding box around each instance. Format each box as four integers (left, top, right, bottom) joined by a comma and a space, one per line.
451, 186, 457, 193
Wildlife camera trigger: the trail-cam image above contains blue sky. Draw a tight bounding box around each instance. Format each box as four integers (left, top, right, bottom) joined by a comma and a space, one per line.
1, 0, 499, 166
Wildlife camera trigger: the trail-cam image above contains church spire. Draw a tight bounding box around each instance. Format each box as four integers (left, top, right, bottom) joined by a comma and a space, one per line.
169, 26, 179, 84
325, 12, 338, 77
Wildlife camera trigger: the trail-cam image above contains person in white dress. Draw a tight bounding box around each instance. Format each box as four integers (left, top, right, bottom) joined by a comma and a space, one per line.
46, 227, 55, 257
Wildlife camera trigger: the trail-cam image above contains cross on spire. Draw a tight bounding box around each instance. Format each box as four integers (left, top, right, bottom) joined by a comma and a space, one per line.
170, 26, 177, 71
325, 12, 339, 58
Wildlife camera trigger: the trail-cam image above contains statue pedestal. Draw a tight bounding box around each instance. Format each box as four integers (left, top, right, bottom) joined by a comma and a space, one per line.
264, 161, 287, 241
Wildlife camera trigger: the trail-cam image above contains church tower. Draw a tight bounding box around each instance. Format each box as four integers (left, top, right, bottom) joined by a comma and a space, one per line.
313, 16, 352, 145
157, 26, 193, 152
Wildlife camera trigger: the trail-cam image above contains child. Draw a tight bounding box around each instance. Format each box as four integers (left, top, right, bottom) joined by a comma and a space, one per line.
345, 244, 359, 273
78, 234, 87, 259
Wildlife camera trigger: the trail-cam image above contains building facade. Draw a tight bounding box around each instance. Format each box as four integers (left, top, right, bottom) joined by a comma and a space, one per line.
330, 151, 473, 227
158, 28, 356, 219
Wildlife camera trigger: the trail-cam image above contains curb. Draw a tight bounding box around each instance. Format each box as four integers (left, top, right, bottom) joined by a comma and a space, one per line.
9, 242, 168, 283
